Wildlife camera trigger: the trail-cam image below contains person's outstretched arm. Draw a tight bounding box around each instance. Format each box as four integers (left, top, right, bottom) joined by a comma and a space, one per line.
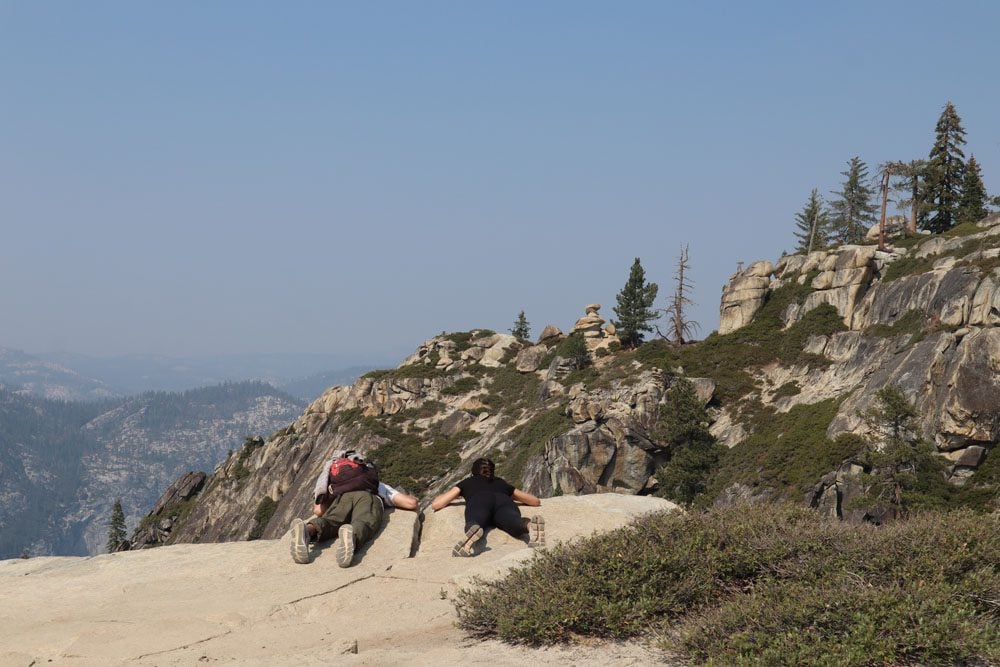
512, 489, 541, 507
392, 493, 419, 511
431, 487, 461, 511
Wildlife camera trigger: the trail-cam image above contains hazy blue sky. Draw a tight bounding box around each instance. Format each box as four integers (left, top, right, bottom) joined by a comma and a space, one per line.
2, 2, 998, 365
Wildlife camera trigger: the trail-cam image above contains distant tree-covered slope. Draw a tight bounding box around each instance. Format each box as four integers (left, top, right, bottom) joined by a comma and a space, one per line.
0, 389, 107, 558
0, 381, 304, 558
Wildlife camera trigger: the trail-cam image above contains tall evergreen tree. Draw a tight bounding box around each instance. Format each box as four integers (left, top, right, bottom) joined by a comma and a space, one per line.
509, 310, 531, 340
612, 257, 658, 349
793, 188, 830, 252
106, 498, 127, 553
922, 101, 967, 233
957, 155, 988, 225
828, 157, 878, 245
891, 159, 928, 235
652, 377, 723, 505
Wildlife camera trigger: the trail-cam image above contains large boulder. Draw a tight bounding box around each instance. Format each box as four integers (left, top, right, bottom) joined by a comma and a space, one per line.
719, 262, 773, 334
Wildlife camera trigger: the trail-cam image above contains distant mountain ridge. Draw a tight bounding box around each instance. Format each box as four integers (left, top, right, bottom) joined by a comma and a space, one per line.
0, 347, 116, 401
0, 347, 379, 402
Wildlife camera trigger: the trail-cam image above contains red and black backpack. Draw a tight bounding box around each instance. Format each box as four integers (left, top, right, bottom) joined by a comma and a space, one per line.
327, 451, 378, 497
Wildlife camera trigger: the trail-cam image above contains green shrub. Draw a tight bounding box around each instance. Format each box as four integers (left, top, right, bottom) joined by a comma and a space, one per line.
499, 407, 572, 485
232, 436, 264, 482
360, 417, 460, 494
482, 367, 541, 413
248, 496, 278, 540
391, 400, 445, 422
634, 283, 831, 404
554, 333, 590, 369
558, 366, 600, 388
705, 399, 862, 499
440, 376, 481, 396
443, 329, 495, 353
777, 304, 845, 365
454, 504, 1000, 666
336, 407, 364, 425
362, 363, 446, 381
942, 221, 983, 238
881, 254, 937, 282
864, 309, 927, 340
137, 496, 199, 537
772, 381, 801, 398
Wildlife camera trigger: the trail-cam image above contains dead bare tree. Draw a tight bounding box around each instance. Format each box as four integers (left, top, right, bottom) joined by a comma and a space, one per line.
668, 244, 699, 345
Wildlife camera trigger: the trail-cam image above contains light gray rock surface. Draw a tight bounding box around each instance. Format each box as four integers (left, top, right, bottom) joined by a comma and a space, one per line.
0, 494, 679, 666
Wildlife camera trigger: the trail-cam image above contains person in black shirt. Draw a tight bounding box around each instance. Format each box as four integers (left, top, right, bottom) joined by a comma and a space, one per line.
431, 457, 545, 557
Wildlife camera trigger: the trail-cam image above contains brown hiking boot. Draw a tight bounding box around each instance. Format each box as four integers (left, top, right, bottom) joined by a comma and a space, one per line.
452, 525, 483, 557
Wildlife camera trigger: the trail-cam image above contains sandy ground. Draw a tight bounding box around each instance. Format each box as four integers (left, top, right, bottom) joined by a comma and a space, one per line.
0, 494, 680, 666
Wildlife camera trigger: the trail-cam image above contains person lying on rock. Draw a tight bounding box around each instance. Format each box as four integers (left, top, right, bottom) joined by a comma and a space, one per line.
288, 450, 419, 566
430, 457, 545, 557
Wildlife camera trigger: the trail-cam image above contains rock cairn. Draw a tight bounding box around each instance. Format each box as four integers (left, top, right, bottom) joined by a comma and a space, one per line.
569, 304, 620, 353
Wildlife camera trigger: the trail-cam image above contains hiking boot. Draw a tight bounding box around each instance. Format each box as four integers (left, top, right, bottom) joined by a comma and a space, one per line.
528, 515, 545, 548
335, 524, 355, 568
452, 524, 483, 557
289, 518, 310, 564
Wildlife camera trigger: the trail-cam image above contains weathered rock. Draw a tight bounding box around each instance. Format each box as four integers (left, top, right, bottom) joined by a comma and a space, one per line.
969, 274, 1000, 326
479, 334, 522, 368
537, 324, 563, 343
438, 411, 476, 437
130, 471, 207, 548
719, 270, 771, 334
942, 445, 988, 467
865, 215, 908, 241
688, 378, 716, 406
515, 344, 550, 372
457, 396, 487, 412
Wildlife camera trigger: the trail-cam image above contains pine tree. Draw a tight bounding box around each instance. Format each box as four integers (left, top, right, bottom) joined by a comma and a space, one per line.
509, 310, 531, 340
106, 498, 127, 553
828, 157, 878, 245
858, 386, 923, 516
652, 377, 722, 505
922, 102, 967, 233
612, 258, 658, 349
891, 159, 928, 235
793, 188, 830, 252
957, 155, 988, 225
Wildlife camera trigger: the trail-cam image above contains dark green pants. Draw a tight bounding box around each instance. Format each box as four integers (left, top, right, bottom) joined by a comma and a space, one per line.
307, 491, 384, 546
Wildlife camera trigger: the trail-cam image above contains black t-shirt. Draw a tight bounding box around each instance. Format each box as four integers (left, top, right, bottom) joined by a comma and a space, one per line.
457, 475, 514, 500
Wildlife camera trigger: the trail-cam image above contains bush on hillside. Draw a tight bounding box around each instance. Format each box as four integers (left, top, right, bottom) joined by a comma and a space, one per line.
454, 504, 1000, 666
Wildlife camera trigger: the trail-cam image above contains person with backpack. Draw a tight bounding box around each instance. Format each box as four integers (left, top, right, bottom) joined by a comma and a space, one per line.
289, 450, 416, 566
430, 457, 545, 557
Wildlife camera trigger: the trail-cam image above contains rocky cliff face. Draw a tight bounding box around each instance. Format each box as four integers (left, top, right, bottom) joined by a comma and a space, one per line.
142, 222, 1000, 545
137, 306, 694, 546
721, 216, 1000, 466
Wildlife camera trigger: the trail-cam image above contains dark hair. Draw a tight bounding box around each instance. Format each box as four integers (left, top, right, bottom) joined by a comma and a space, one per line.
471, 457, 495, 479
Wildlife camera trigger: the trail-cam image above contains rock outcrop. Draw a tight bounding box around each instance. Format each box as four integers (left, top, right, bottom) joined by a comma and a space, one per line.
715, 215, 1000, 491
718, 260, 773, 334
138, 217, 1000, 545
141, 321, 685, 546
